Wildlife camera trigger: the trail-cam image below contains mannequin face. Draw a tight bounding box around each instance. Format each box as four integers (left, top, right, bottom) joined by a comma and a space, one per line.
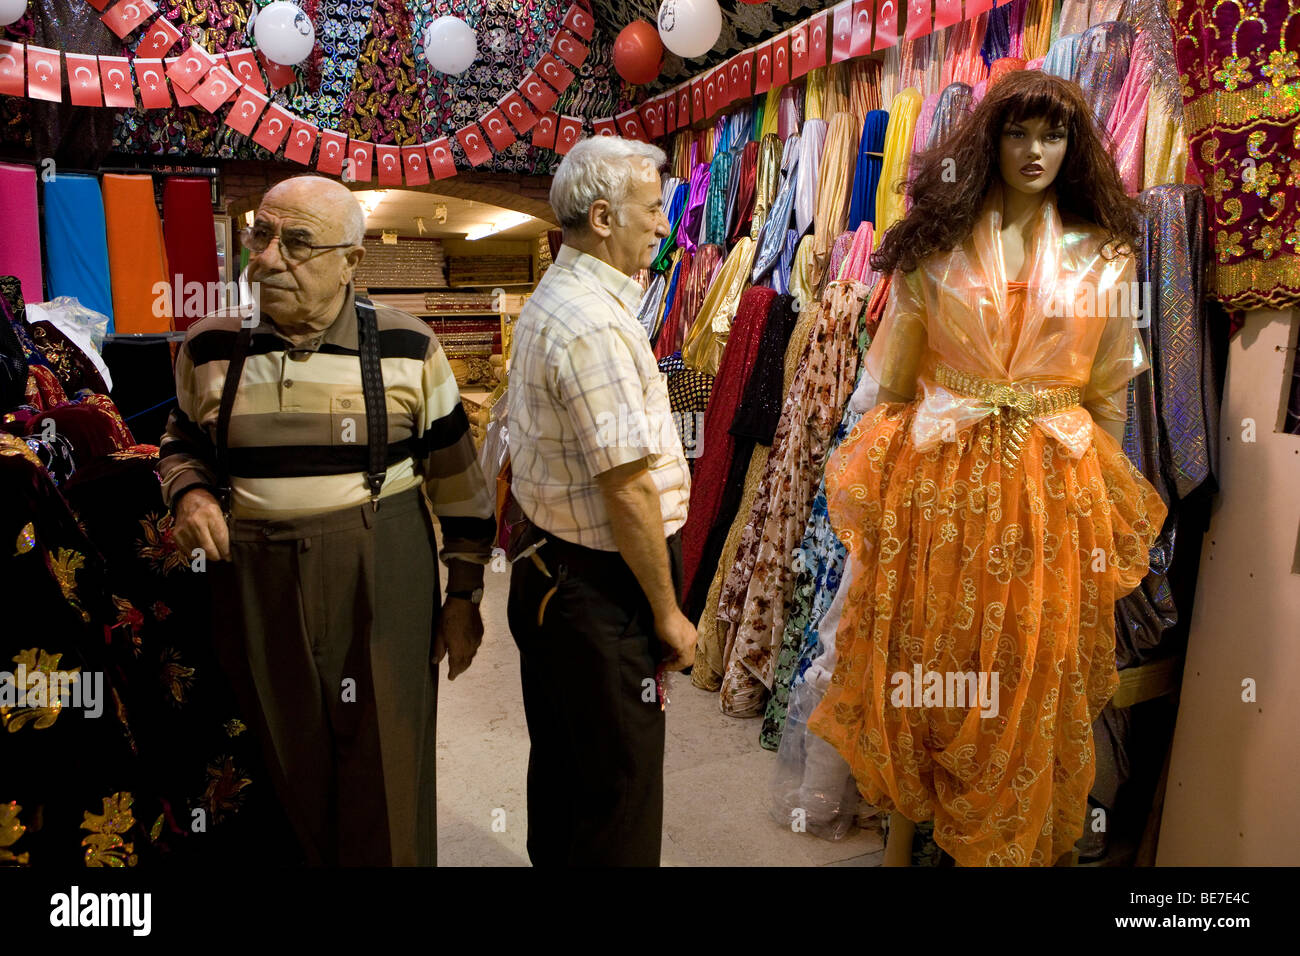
997, 114, 1067, 196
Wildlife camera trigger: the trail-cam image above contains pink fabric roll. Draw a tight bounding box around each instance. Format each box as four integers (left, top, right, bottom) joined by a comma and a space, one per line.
1106, 32, 1154, 195
778, 85, 803, 141
0, 163, 44, 306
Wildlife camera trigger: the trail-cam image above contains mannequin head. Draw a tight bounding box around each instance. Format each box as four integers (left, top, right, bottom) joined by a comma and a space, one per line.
871, 70, 1141, 276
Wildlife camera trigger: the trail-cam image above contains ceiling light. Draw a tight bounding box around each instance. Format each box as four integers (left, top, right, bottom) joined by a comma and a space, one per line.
465, 211, 534, 240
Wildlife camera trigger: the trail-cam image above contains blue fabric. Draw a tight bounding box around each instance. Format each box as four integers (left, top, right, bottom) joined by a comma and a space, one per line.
42, 173, 114, 329
852, 110, 890, 228
661, 252, 684, 331
1043, 33, 1082, 80
980, 2, 1015, 68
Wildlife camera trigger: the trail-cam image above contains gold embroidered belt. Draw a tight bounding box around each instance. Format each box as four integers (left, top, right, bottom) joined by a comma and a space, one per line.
934, 363, 1081, 416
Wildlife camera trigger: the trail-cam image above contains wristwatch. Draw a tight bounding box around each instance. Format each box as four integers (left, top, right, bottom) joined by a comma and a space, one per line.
446, 587, 484, 605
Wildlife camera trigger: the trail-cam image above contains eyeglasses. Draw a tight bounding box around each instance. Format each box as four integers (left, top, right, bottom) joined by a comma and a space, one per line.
240, 224, 356, 263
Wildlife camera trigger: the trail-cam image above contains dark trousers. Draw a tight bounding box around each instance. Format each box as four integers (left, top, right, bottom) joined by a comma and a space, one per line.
507, 529, 683, 866
210, 488, 439, 866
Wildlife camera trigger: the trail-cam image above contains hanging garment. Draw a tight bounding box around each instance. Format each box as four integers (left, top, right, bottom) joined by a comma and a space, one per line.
162, 177, 220, 331
753, 148, 801, 282
103, 174, 172, 334
793, 119, 828, 238
849, 111, 890, 230
810, 113, 859, 290
807, 182, 1168, 867
0, 163, 44, 308
682, 238, 758, 376
1022, 0, 1054, 60
874, 90, 924, 244
1073, 21, 1135, 128
42, 173, 114, 327
926, 83, 974, 150
728, 141, 762, 247
1105, 31, 1155, 195
1042, 33, 1082, 79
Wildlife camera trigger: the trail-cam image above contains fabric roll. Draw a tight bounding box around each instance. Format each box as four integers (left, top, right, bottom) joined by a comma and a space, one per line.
655, 252, 692, 361
657, 251, 685, 341
1106, 31, 1154, 195
810, 112, 859, 290
838, 222, 876, 284
162, 177, 220, 331
942, 14, 991, 88
1027, 55, 1046, 71
846, 58, 877, 125
1042, 33, 1082, 79
770, 230, 801, 294
788, 234, 818, 316
805, 67, 828, 121
760, 85, 783, 140
826, 232, 857, 292
848, 111, 889, 230
103, 174, 172, 334
635, 272, 668, 336
980, 3, 1015, 66
42, 172, 114, 327
682, 238, 757, 376
728, 141, 762, 247
653, 182, 690, 272
1022, 0, 1054, 59
911, 92, 941, 158
875, 89, 923, 244
700, 149, 735, 248
793, 119, 828, 238
1074, 21, 1135, 128
754, 153, 800, 282
778, 84, 804, 141
988, 57, 1027, 90
749, 134, 783, 242
1143, 101, 1190, 190
680, 162, 711, 254
0, 163, 44, 308
927, 83, 974, 150
822, 63, 850, 120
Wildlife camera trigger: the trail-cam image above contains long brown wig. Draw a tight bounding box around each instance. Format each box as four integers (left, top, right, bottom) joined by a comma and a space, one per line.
869, 70, 1144, 276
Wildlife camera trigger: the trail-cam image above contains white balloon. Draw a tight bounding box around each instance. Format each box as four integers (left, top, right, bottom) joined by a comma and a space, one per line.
0, 0, 27, 28
657, 0, 721, 60
422, 16, 478, 75
254, 1, 316, 66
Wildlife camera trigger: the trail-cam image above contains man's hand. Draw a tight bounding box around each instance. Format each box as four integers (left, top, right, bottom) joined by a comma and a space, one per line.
171, 488, 230, 562
656, 607, 697, 672
433, 597, 484, 680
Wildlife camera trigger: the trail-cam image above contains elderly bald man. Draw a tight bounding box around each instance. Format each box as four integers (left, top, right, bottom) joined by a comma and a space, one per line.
159, 176, 496, 866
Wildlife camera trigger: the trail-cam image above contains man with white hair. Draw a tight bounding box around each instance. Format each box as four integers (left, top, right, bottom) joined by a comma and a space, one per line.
159, 175, 496, 866
506, 136, 696, 866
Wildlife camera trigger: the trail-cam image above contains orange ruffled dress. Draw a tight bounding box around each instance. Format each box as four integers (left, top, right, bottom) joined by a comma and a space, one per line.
808, 183, 1168, 866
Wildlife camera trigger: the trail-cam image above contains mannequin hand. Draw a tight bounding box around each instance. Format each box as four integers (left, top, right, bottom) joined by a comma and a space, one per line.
172, 488, 230, 563
434, 597, 484, 680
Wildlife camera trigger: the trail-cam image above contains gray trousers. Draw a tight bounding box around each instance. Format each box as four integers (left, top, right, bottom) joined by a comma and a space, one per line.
212, 488, 438, 865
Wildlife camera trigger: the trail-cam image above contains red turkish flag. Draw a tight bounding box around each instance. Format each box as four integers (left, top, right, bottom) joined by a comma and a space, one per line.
166, 42, 216, 92
26, 46, 61, 102
456, 123, 493, 166
966, 0, 993, 15
905, 0, 933, 39
283, 118, 318, 164
225, 86, 268, 135
704, 73, 717, 119
251, 103, 294, 154
518, 71, 558, 114
210, 56, 240, 102
257, 50, 296, 91
535, 53, 575, 93
498, 91, 538, 134
100, 0, 157, 40
727, 57, 742, 103
873, 0, 900, 51
136, 16, 182, 59
562, 2, 594, 40
933, 0, 962, 27
345, 140, 374, 182
809, 13, 830, 66
790, 22, 810, 80
376, 144, 402, 185
831, 2, 853, 63
551, 30, 589, 68
665, 90, 677, 132
772, 33, 790, 87
617, 109, 647, 142
715, 65, 729, 109
532, 112, 558, 150
850, 0, 874, 58
135, 58, 171, 109
426, 138, 457, 180
401, 144, 429, 185
85, 0, 111, 10
689, 78, 704, 122
739, 51, 754, 96
65, 54, 103, 107
676, 85, 690, 126
640, 97, 665, 139
99, 55, 134, 107
592, 117, 617, 137
226, 49, 266, 95
191, 65, 238, 113
481, 108, 516, 151
316, 129, 347, 175
0, 42, 24, 98
754, 42, 771, 95
555, 115, 582, 155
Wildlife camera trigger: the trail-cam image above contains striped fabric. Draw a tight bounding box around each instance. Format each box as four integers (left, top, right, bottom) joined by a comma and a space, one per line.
158, 288, 496, 580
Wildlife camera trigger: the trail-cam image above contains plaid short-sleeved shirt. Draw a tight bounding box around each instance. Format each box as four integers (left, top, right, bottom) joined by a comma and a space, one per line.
507, 245, 690, 551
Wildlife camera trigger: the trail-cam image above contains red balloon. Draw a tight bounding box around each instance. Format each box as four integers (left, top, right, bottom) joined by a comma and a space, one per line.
613, 20, 662, 85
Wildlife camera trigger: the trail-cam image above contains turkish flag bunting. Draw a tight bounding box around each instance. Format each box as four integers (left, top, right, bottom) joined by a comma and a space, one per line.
555, 115, 582, 155
535, 53, 575, 93
639, 97, 665, 139
772, 32, 790, 87
210, 56, 240, 101
65, 54, 103, 107
498, 91, 538, 134
0, 42, 24, 98
226, 49, 266, 95
99, 56, 135, 107
426, 138, 457, 180
551, 30, 589, 68
966, 0, 994, 15
562, 2, 594, 40
690, 78, 704, 122
532, 112, 558, 151
376, 144, 402, 185
251, 103, 294, 154
518, 71, 558, 114
715, 65, 729, 109
135, 59, 171, 109
933, 0, 962, 27
616, 109, 647, 142
790, 22, 810, 80
26, 46, 61, 102
191, 64, 238, 113
665, 90, 677, 133
905, 0, 933, 39
345, 140, 374, 182
592, 117, 617, 137
481, 108, 516, 151
809, 13, 830, 67
676, 85, 690, 127
873, 0, 900, 51
727, 57, 742, 103
703, 73, 717, 119
136, 17, 182, 59
166, 42, 216, 92
225, 86, 268, 135
85, 0, 111, 10
316, 129, 347, 175
832, 2, 853, 63
100, 0, 157, 40
754, 42, 772, 95
401, 144, 429, 185
739, 51, 754, 97
257, 50, 296, 91
283, 118, 318, 164
850, 0, 874, 58
456, 123, 493, 166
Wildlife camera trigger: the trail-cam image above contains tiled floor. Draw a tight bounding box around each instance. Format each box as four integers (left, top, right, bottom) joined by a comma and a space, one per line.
434, 556, 884, 867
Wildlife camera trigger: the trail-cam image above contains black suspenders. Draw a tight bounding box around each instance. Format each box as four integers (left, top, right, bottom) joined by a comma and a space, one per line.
214, 295, 389, 513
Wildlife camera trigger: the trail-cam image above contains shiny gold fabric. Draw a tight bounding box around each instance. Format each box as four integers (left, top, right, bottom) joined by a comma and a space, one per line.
1142, 100, 1189, 190
788, 234, 819, 316
682, 238, 757, 376
874, 88, 923, 245
760, 85, 783, 140
750, 133, 783, 240
847, 58, 882, 122
810, 112, 858, 290
805, 67, 827, 121
1022, 0, 1054, 61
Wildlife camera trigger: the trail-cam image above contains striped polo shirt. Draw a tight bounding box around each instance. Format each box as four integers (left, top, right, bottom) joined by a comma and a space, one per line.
158, 287, 495, 574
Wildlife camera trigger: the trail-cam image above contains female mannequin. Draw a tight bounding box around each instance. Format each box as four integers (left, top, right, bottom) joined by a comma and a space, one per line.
807, 71, 1168, 866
